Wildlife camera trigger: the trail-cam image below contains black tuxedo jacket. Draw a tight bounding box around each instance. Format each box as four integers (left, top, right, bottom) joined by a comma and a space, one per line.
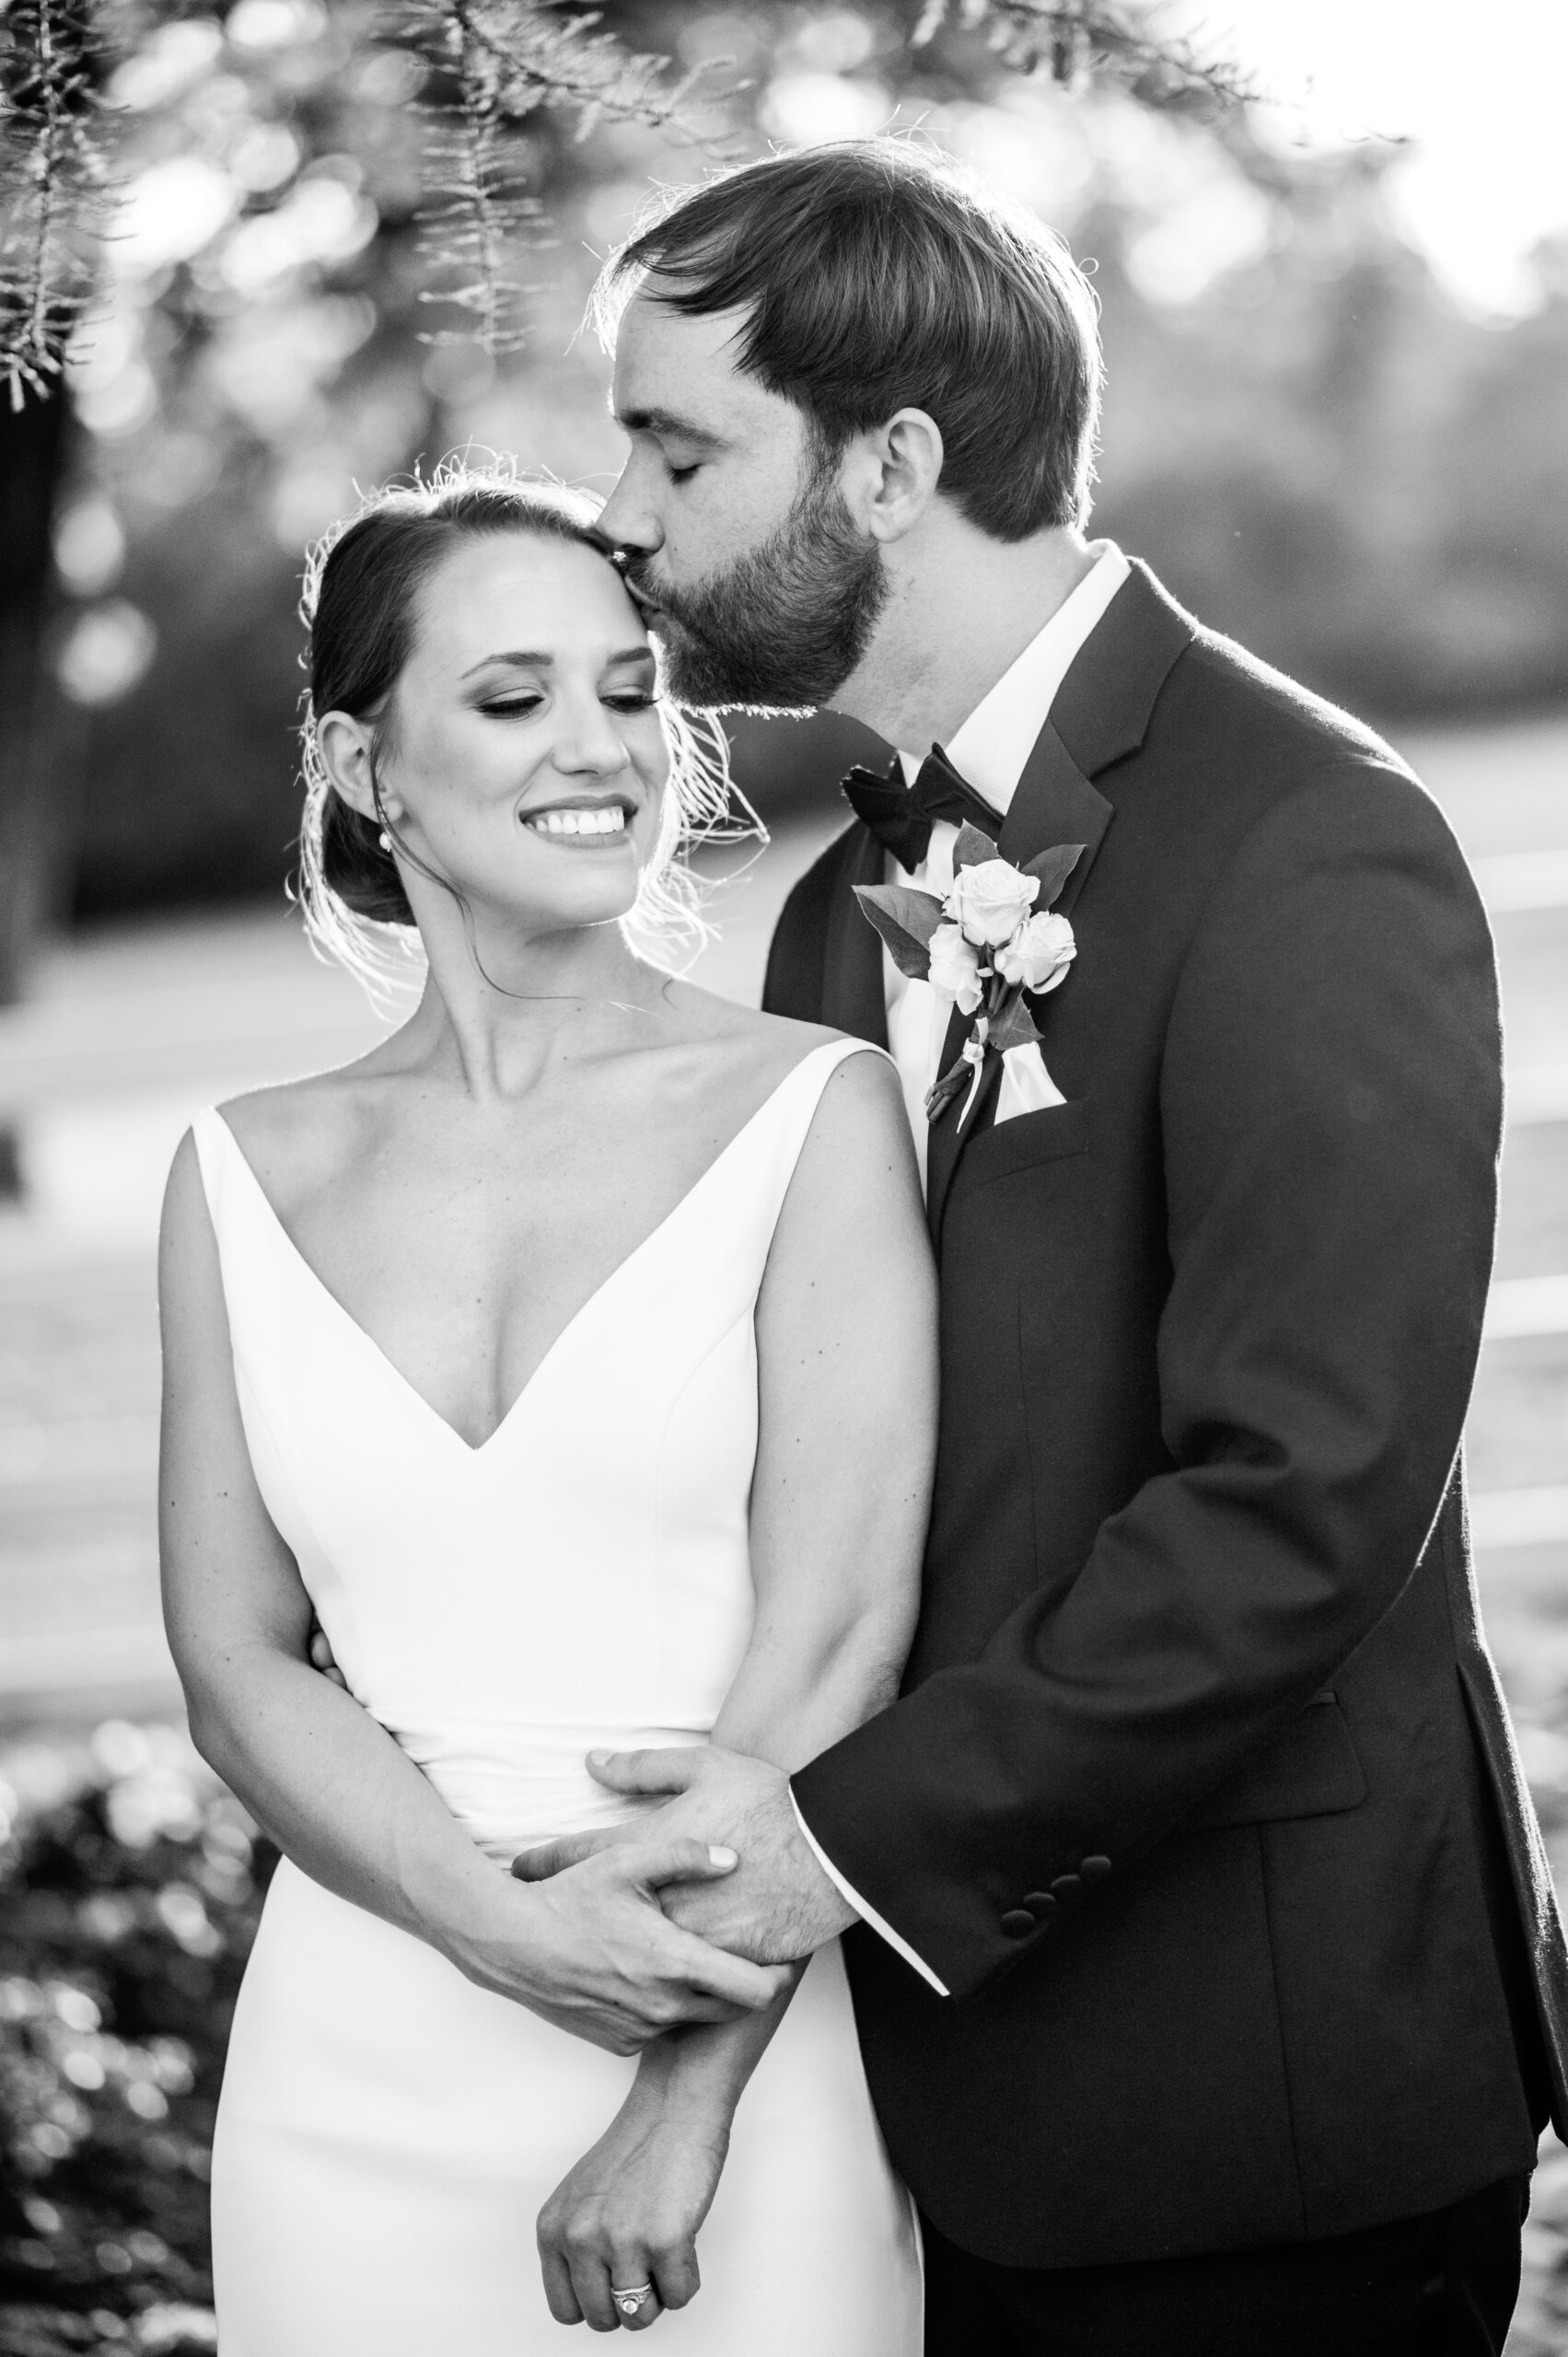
770, 562, 1568, 2269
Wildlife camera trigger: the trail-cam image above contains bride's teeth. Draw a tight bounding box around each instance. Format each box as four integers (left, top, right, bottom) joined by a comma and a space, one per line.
528, 806, 627, 836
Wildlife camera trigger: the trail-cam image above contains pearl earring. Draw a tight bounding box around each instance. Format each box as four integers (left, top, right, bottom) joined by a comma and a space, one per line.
377, 829, 391, 852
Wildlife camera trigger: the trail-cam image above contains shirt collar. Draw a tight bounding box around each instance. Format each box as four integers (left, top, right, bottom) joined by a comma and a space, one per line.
897, 540, 1132, 813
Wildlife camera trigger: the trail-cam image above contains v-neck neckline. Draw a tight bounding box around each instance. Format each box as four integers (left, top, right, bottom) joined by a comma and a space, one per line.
208, 1040, 839, 1457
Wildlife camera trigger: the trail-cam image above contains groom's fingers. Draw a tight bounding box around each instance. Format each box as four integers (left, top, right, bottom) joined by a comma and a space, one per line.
625, 1835, 738, 1891
307, 1626, 348, 1690
586, 1745, 705, 1795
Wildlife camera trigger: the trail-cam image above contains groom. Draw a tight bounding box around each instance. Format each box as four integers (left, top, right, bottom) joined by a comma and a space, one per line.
517, 142, 1568, 2349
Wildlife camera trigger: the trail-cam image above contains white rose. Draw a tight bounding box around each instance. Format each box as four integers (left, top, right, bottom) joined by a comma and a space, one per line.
926, 923, 983, 1014
945, 858, 1040, 947
994, 910, 1076, 994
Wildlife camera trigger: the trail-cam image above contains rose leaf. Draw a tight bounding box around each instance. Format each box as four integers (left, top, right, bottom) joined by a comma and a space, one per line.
989, 994, 1046, 1054
952, 822, 1001, 874
1022, 842, 1085, 906
854, 886, 942, 980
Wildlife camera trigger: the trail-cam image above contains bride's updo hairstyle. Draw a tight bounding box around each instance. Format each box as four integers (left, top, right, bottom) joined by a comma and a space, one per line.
296, 458, 747, 993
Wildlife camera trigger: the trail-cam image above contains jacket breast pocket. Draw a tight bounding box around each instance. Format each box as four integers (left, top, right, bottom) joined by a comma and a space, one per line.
1179, 1695, 1367, 1831
966, 1096, 1089, 1189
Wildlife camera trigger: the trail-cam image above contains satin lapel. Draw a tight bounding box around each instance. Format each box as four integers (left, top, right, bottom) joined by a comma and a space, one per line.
996, 717, 1113, 915
820, 824, 891, 1048
924, 564, 1195, 1239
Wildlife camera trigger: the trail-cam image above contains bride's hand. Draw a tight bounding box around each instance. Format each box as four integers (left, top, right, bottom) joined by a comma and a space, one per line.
537, 2073, 728, 2332
441, 1840, 792, 2057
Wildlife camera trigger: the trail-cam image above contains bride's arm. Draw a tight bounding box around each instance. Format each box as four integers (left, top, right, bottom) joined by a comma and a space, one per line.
157, 1132, 788, 2057
714, 1046, 937, 1769
537, 1046, 937, 2329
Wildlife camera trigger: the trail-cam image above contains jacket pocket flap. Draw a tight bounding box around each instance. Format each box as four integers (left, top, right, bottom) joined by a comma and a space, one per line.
967, 1096, 1089, 1187
1179, 1698, 1366, 1831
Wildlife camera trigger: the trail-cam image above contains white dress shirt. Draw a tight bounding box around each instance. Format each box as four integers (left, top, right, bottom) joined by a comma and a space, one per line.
789, 540, 1132, 1995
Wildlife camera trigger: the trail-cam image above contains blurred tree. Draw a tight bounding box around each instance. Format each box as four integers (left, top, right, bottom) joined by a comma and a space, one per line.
0, 0, 1249, 1041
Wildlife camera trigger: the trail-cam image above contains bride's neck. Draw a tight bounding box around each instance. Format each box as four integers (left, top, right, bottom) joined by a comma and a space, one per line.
401, 895, 657, 1100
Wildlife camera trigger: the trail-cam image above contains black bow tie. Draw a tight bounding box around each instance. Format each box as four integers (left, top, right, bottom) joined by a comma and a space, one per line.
842, 746, 1001, 873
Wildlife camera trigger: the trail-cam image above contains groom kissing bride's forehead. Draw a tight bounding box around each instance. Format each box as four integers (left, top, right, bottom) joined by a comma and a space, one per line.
569, 136, 1568, 2353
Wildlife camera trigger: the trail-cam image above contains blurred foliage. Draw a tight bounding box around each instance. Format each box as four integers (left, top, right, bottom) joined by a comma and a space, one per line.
0, 1723, 273, 2353
1091, 169, 1568, 719
3, 0, 1562, 922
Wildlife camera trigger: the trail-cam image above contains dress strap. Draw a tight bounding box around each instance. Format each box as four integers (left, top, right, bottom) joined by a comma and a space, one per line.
189, 1104, 231, 1236
749, 1038, 897, 1238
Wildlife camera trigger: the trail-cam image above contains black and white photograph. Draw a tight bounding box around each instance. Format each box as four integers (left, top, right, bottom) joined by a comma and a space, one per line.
3, 1, 1568, 2350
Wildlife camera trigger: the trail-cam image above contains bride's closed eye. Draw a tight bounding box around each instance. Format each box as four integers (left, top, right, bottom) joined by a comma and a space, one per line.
478, 693, 545, 718
475, 690, 656, 719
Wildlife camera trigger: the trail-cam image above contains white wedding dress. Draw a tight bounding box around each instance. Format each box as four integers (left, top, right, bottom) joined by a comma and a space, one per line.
195, 1038, 921, 2355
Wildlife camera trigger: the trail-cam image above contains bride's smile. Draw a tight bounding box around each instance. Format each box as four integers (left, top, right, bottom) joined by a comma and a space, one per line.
522, 797, 631, 841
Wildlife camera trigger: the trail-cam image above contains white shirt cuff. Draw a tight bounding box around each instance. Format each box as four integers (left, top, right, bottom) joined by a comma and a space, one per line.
788, 1790, 949, 1995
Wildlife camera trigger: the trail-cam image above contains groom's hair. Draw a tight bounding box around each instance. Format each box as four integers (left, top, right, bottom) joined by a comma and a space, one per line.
597, 140, 1102, 541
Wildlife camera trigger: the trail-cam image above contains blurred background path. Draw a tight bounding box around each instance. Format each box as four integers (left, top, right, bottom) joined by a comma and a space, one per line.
4, 709, 1566, 1781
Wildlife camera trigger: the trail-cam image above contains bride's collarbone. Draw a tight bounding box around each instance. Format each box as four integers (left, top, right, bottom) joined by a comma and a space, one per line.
232, 1077, 788, 1449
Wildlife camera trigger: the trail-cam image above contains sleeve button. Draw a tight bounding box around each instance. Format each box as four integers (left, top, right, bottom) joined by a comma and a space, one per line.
1081, 1855, 1112, 1882
1000, 1908, 1036, 1939
1022, 1893, 1058, 1915
1050, 1874, 1083, 1902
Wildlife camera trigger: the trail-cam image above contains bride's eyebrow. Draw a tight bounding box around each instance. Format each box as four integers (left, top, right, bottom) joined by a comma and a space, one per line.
461, 650, 553, 676
461, 648, 654, 678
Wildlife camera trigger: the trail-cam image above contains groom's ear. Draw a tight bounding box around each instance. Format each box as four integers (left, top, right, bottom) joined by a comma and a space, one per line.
849, 408, 946, 546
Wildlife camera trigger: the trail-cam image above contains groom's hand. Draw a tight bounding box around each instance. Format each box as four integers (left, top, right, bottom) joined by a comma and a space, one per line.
452, 1834, 795, 2055
511, 1747, 855, 1964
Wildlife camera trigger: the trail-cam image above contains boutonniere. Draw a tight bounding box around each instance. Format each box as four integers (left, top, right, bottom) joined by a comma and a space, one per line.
855, 824, 1083, 1122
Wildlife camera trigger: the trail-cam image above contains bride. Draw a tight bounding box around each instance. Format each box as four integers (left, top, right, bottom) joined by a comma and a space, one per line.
157, 464, 934, 2351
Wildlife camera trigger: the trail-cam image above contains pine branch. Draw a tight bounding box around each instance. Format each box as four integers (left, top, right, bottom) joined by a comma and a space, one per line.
914, 0, 1254, 114
0, 0, 107, 410
393, 0, 708, 355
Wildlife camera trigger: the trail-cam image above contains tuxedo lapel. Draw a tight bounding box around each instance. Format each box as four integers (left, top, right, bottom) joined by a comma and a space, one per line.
820, 824, 890, 1048
925, 562, 1195, 1237
996, 718, 1112, 912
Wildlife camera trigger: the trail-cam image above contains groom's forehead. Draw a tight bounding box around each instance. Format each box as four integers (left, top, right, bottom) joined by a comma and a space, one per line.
611, 291, 786, 440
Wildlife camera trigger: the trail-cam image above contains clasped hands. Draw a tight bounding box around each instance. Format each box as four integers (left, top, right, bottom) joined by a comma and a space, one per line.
508, 1745, 854, 2047
304, 1624, 850, 2056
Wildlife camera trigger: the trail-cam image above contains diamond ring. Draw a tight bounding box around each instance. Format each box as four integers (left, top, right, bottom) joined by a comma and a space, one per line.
613, 2282, 655, 2318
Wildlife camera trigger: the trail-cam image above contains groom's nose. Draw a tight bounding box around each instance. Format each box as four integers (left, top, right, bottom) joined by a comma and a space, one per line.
597, 460, 662, 556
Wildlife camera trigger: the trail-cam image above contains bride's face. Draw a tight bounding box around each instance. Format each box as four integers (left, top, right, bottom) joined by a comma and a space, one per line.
334, 531, 670, 938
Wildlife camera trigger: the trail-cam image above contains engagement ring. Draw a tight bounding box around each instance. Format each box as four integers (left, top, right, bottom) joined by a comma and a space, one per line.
613, 2282, 655, 2317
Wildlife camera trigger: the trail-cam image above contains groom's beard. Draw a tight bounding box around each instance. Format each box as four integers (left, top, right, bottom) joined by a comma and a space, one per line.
623, 464, 889, 714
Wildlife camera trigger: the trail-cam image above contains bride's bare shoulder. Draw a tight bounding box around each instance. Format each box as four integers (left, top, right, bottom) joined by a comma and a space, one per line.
673, 983, 858, 1068
702, 1002, 897, 1110
210, 1068, 376, 1199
